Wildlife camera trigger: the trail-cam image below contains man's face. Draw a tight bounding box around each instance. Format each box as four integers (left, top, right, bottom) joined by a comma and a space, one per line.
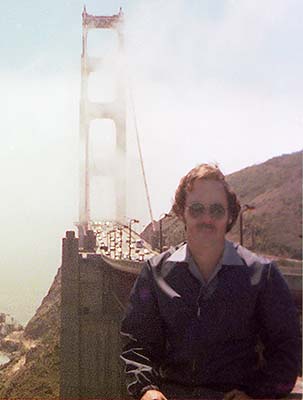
182, 179, 229, 247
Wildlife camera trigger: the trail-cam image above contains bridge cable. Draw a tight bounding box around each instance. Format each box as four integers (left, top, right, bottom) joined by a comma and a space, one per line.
128, 85, 156, 231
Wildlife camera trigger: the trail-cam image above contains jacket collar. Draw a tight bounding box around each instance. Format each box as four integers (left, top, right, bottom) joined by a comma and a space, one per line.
166, 240, 244, 266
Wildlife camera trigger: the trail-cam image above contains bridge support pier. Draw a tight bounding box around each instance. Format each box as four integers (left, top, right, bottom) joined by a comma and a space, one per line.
60, 231, 80, 399
60, 229, 135, 398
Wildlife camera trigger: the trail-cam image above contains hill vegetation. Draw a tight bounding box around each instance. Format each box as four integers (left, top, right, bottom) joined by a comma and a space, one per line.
226, 151, 302, 258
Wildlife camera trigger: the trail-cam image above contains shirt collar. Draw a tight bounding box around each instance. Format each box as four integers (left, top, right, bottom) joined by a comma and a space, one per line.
222, 240, 245, 266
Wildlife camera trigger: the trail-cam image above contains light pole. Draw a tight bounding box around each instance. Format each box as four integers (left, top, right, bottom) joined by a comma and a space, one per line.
113, 225, 117, 259
118, 226, 123, 259
239, 204, 255, 246
129, 219, 139, 259
159, 213, 171, 253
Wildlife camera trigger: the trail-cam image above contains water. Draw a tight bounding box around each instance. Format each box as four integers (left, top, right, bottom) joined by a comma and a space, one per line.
0, 351, 10, 365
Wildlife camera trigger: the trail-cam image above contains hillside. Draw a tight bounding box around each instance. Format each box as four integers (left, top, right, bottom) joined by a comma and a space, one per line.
142, 151, 302, 260
226, 151, 302, 258
0, 270, 60, 398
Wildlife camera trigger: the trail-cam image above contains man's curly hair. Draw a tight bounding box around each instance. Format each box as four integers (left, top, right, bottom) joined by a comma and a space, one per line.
172, 163, 240, 233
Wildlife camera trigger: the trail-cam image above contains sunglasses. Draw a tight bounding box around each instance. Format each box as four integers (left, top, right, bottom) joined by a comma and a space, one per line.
186, 202, 227, 220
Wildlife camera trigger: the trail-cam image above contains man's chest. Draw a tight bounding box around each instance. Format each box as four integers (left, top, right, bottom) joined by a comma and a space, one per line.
155, 265, 259, 343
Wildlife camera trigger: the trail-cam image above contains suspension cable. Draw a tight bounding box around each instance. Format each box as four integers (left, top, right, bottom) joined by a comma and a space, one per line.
128, 85, 156, 231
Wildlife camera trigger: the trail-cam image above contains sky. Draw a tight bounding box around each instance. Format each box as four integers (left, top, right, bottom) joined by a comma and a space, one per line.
0, 0, 302, 325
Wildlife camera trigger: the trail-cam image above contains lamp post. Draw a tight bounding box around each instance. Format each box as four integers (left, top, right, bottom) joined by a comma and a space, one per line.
159, 213, 171, 253
239, 204, 255, 246
118, 226, 123, 259
113, 225, 117, 259
129, 218, 139, 259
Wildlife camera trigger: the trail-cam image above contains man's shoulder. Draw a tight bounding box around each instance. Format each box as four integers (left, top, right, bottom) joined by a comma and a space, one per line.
147, 243, 187, 272
230, 241, 272, 267
148, 245, 182, 268
228, 241, 280, 285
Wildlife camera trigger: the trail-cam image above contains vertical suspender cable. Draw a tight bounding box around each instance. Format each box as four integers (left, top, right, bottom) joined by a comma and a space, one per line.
128, 86, 156, 231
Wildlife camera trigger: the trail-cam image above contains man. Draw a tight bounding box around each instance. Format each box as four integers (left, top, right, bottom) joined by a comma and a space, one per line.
120, 164, 300, 400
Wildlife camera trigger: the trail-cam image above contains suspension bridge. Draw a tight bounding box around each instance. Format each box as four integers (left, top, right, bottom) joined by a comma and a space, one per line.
60, 7, 302, 399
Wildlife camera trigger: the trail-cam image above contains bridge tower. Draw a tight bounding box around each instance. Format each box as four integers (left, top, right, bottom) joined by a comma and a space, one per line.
79, 7, 126, 239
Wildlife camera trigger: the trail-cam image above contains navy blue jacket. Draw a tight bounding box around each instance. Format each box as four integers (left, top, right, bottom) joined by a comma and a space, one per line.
120, 243, 301, 399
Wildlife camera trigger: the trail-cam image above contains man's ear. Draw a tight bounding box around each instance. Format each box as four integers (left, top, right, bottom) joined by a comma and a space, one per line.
227, 212, 232, 225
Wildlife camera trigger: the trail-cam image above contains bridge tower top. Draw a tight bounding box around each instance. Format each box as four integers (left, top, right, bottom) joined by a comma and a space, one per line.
82, 6, 123, 30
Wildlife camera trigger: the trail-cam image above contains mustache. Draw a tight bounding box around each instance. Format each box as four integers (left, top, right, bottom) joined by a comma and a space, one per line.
196, 223, 215, 231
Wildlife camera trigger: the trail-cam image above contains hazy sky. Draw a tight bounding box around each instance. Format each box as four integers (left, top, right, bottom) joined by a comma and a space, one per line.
0, 0, 302, 324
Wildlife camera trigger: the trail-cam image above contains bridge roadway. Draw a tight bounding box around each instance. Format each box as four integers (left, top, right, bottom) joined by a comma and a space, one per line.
90, 220, 157, 274
92, 220, 155, 257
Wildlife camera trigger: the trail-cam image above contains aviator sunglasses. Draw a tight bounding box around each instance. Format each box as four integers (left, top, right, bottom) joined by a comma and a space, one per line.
186, 202, 227, 220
